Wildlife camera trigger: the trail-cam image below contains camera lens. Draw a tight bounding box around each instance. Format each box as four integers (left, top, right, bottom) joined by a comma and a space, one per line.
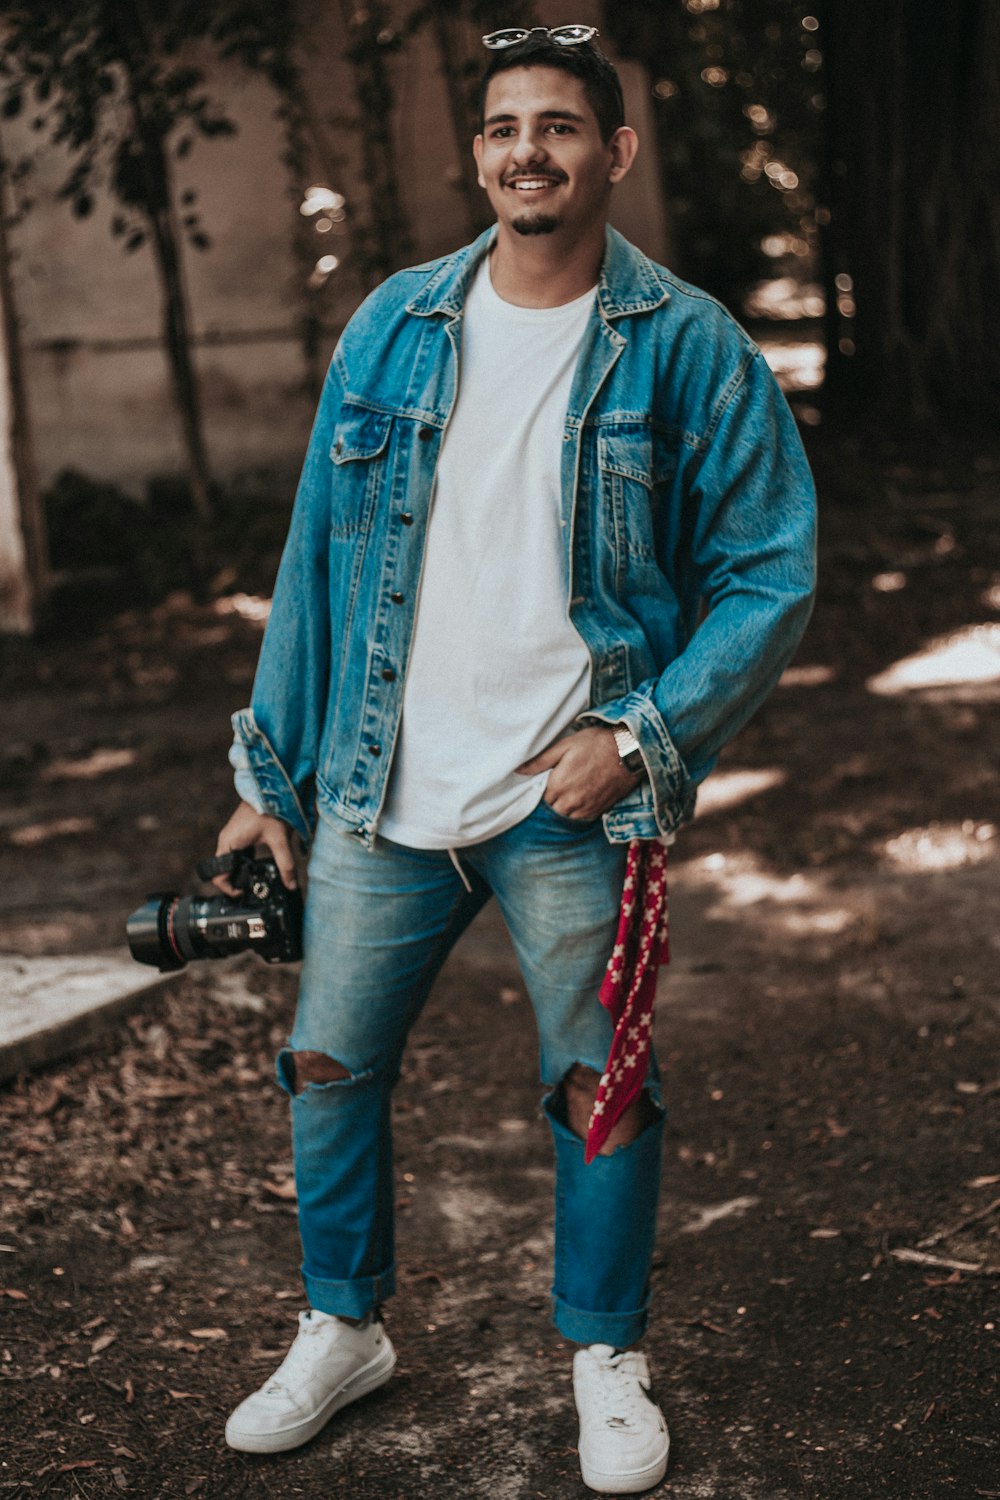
125, 895, 188, 972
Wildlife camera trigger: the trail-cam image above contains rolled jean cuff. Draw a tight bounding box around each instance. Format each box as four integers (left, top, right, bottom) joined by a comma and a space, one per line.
302, 1264, 396, 1318
551, 1294, 650, 1349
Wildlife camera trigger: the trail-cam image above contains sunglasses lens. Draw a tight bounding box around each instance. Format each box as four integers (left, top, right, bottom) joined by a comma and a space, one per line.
551, 25, 597, 44
482, 28, 529, 48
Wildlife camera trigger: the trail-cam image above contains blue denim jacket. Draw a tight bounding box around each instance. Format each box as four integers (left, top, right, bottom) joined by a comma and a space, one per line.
232, 224, 816, 848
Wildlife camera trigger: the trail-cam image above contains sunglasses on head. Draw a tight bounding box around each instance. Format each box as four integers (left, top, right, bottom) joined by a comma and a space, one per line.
482, 24, 599, 49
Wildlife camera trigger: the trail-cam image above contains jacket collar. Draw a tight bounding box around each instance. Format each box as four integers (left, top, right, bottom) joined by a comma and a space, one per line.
405, 223, 670, 320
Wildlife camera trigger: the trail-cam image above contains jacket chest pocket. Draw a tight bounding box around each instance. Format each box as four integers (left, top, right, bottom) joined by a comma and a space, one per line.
330, 406, 393, 538
597, 427, 676, 583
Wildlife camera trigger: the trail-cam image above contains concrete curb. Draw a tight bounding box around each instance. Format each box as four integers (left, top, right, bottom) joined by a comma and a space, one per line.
0, 951, 179, 1083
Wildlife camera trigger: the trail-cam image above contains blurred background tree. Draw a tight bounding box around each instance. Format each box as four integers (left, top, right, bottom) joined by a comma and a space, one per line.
603, 0, 824, 319
0, 0, 240, 522
819, 0, 1000, 424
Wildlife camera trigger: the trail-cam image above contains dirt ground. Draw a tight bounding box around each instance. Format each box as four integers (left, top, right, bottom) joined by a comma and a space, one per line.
1, 426, 998, 1499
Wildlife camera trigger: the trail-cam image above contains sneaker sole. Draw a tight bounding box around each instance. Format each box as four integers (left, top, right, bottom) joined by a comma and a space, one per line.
224, 1336, 397, 1454
579, 1432, 670, 1495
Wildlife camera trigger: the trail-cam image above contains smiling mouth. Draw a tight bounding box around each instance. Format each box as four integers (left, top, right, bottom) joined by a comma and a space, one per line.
504, 176, 565, 192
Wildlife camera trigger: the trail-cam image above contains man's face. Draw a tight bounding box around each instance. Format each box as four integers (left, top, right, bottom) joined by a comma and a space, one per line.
474, 66, 624, 240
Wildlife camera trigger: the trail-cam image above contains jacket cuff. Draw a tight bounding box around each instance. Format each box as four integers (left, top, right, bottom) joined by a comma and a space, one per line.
230, 708, 314, 846
580, 689, 695, 839
228, 741, 267, 815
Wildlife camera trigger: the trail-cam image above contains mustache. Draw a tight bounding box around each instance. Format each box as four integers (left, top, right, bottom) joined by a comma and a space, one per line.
501, 169, 568, 186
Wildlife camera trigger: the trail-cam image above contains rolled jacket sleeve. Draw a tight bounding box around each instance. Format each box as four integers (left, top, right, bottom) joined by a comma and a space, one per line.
588, 349, 817, 836
227, 352, 348, 844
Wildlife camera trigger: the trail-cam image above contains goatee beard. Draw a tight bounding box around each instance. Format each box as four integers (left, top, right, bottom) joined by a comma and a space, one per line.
512, 214, 559, 236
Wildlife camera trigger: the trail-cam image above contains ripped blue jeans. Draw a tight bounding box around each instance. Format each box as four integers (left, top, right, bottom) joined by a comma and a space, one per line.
279, 799, 665, 1349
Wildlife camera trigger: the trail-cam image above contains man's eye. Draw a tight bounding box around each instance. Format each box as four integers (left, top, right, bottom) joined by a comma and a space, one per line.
548, 124, 573, 135
491, 126, 513, 139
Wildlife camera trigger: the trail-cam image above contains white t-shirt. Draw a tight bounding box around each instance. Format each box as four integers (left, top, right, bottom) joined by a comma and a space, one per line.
377, 257, 596, 849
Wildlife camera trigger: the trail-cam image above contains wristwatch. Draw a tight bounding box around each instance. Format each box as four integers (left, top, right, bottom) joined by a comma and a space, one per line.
612, 725, 644, 776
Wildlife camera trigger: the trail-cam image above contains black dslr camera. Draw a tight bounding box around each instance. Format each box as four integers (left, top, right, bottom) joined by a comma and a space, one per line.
126, 848, 303, 973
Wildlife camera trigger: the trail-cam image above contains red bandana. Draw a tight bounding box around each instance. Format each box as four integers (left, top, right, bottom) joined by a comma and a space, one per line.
584, 840, 670, 1164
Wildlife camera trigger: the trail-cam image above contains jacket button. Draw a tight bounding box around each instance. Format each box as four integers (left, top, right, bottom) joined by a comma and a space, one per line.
381, 667, 396, 682
368, 743, 381, 756
418, 427, 434, 441
334, 437, 343, 454
390, 591, 404, 605
400, 512, 414, 525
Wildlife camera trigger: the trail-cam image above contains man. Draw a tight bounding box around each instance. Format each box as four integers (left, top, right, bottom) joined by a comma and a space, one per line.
216, 26, 815, 1495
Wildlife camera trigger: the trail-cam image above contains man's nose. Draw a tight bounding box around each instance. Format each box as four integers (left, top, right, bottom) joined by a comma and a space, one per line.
510, 129, 547, 166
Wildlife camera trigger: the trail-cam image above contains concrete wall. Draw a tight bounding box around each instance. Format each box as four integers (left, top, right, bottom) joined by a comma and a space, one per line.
4, 1, 668, 499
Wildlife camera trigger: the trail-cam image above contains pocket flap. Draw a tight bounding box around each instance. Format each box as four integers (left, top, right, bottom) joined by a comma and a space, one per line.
331, 407, 392, 464
597, 427, 674, 485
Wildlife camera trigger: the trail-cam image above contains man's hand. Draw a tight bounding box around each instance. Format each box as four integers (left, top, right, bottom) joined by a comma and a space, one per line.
213, 802, 298, 897
515, 726, 644, 821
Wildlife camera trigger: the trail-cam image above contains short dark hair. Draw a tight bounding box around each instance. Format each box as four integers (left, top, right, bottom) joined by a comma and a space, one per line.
477, 35, 625, 145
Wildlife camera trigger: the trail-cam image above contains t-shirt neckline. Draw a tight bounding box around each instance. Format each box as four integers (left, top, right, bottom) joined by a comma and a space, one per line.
481, 255, 597, 320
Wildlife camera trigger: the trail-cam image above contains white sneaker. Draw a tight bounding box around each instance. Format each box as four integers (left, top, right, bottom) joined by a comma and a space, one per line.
225, 1310, 396, 1454
573, 1343, 670, 1494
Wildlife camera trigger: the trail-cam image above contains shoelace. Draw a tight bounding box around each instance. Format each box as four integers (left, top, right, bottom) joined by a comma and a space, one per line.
587, 1354, 651, 1430
262, 1314, 332, 1395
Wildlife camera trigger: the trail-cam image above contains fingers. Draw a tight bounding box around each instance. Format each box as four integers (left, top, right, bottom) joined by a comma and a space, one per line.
515, 736, 573, 775
265, 823, 298, 890
212, 804, 298, 894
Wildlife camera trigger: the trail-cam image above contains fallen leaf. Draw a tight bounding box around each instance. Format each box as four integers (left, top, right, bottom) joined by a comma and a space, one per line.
188, 1328, 227, 1340
123, 1379, 135, 1405
58, 1460, 99, 1471
91, 1331, 117, 1354
32, 1083, 68, 1118
168, 1389, 204, 1400
262, 1179, 297, 1201
684, 1317, 730, 1336
810, 1228, 842, 1239
0, 1288, 27, 1300
967, 1175, 1000, 1189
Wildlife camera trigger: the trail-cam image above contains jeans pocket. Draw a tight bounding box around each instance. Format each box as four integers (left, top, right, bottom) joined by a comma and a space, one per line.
537, 798, 602, 832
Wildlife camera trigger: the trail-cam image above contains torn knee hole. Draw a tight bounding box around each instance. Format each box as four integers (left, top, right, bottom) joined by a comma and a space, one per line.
561, 1063, 661, 1151
290, 1050, 352, 1094
564, 1063, 602, 1097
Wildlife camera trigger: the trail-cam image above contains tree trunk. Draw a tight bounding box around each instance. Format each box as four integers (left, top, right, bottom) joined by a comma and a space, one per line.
820, 0, 1000, 425
0, 138, 46, 632
431, 5, 491, 240
337, 0, 415, 288
127, 79, 214, 521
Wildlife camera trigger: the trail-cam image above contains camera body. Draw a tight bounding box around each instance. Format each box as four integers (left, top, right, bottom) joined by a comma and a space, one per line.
126, 849, 303, 972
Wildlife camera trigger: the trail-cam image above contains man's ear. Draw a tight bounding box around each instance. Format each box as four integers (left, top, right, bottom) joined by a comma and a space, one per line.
607, 126, 639, 185
473, 133, 486, 189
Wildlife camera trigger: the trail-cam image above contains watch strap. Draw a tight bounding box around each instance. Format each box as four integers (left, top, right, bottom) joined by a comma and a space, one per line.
612, 725, 644, 775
